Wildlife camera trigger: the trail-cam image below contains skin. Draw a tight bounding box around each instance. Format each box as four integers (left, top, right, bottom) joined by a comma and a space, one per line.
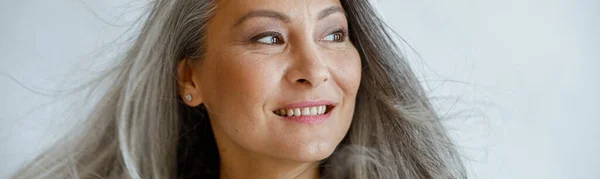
177, 0, 361, 178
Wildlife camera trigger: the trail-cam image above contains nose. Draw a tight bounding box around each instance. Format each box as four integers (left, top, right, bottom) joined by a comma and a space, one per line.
285, 44, 330, 88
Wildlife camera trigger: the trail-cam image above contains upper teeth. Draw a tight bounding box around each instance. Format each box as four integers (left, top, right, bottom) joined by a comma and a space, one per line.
274, 105, 327, 116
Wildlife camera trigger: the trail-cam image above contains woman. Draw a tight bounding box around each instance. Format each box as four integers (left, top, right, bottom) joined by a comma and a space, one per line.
12, 0, 466, 178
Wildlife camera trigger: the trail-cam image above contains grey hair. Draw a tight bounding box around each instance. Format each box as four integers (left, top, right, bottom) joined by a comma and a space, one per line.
12, 0, 466, 178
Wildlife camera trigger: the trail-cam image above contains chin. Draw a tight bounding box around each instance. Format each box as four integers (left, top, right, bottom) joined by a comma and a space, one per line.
280, 141, 340, 162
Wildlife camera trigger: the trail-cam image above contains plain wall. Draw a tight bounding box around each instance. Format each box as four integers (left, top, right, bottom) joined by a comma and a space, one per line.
1, 0, 598, 178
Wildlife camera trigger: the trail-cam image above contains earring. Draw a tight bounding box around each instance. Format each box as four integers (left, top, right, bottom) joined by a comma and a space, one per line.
184, 94, 192, 101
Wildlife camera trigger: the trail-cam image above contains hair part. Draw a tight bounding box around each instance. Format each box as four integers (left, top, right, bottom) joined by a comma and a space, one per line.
12, 0, 465, 178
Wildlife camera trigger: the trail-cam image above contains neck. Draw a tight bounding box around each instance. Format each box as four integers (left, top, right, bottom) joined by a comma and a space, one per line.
219, 155, 320, 179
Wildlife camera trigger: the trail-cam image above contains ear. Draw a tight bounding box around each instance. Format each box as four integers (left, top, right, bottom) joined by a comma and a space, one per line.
177, 58, 203, 107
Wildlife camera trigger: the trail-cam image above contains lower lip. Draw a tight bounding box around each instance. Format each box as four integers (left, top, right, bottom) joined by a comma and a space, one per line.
278, 111, 332, 124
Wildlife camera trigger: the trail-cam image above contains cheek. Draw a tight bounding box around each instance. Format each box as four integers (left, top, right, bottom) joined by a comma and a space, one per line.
201, 50, 281, 145
203, 45, 279, 107
330, 47, 362, 96
327, 47, 361, 134
214, 55, 276, 108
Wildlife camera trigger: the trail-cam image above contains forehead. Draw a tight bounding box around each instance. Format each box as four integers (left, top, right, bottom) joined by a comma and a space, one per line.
217, 0, 343, 19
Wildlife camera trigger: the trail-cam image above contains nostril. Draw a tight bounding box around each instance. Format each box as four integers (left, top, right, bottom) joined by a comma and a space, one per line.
297, 79, 308, 83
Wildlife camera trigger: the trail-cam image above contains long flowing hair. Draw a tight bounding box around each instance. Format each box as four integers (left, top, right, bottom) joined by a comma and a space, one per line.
12, 0, 466, 178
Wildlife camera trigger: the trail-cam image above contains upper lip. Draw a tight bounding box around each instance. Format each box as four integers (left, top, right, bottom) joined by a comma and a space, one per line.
273, 100, 337, 111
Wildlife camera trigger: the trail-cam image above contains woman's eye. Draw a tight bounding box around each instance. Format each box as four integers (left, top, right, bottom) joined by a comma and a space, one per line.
252, 32, 285, 45
322, 30, 345, 42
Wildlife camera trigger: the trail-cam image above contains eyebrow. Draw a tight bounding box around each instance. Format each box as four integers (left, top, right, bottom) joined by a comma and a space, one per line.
317, 6, 344, 20
233, 6, 345, 27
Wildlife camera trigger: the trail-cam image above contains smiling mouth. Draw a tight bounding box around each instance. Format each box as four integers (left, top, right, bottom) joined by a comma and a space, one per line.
273, 105, 334, 117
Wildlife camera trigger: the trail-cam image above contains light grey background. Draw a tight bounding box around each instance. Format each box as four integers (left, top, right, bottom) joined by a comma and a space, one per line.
1, 0, 598, 178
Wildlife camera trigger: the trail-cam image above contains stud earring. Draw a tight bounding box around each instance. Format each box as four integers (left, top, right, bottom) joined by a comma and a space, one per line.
184, 94, 192, 101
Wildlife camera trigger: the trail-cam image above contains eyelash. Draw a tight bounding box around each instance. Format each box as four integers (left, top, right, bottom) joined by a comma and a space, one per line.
321, 29, 347, 43
250, 29, 348, 45
251, 32, 285, 45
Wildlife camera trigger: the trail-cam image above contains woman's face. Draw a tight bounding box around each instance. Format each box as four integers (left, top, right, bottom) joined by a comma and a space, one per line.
189, 0, 361, 162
